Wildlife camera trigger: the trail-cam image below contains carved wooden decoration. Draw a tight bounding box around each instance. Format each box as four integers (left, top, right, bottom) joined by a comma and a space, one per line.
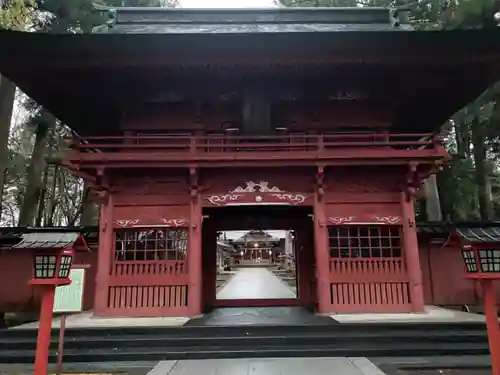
114, 218, 189, 228
373, 216, 402, 225
205, 181, 309, 206
328, 215, 402, 225
115, 219, 140, 228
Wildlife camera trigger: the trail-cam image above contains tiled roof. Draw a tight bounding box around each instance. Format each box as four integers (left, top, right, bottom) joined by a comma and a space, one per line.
0, 227, 97, 250
12, 232, 81, 249
456, 227, 500, 244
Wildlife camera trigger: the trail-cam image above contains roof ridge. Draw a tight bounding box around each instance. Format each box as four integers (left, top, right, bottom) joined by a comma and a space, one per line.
92, 4, 408, 12
92, 3, 410, 31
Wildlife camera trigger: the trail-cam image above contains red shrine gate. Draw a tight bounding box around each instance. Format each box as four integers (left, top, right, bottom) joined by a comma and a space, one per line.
2, 4, 500, 320
93, 166, 424, 317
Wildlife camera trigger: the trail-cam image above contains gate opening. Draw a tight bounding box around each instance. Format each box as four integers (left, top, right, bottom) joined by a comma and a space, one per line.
202, 205, 314, 310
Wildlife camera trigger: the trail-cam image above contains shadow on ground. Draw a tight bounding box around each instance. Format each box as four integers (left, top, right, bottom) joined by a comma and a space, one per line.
184, 307, 337, 326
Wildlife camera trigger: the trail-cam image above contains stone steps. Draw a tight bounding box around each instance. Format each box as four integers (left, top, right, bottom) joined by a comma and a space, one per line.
0, 321, 490, 364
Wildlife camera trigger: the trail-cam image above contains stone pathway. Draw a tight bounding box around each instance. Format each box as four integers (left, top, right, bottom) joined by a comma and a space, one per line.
216, 267, 296, 300
385, 371, 491, 375
148, 357, 387, 375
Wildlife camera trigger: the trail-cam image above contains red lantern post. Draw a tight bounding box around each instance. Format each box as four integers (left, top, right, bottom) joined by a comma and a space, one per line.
30, 247, 74, 375
461, 246, 500, 375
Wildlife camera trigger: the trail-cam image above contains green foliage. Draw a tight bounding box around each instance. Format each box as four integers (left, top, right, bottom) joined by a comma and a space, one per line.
445, 0, 499, 29
278, 0, 500, 220
34, 0, 103, 32
0, 0, 34, 30
438, 158, 479, 220
34, 0, 178, 33
277, 0, 500, 30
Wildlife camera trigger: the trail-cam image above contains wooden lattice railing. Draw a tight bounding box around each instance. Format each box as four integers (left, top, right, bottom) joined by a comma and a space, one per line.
327, 226, 411, 313
112, 260, 187, 278
70, 133, 443, 154
107, 259, 189, 313
329, 258, 408, 283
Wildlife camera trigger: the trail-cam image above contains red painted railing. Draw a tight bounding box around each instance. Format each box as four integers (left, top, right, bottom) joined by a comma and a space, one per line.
112, 260, 187, 278
107, 259, 189, 314
71, 133, 443, 154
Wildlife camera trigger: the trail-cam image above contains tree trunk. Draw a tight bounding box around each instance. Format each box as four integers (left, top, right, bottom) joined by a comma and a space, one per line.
471, 112, 494, 220
423, 174, 442, 221
35, 160, 50, 226
45, 165, 59, 226
80, 183, 98, 226
0, 76, 16, 220
18, 110, 56, 226
35, 125, 56, 226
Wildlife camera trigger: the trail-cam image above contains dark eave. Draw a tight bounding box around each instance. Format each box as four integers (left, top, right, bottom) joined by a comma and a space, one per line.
0, 27, 500, 136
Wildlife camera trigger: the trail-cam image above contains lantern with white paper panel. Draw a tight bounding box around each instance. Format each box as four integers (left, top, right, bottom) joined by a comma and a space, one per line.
460, 244, 500, 375
31, 247, 74, 286
461, 245, 500, 276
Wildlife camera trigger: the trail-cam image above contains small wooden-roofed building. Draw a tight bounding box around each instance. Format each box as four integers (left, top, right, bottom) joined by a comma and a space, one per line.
232, 230, 282, 265
1, 6, 500, 317
0, 227, 97, 314
418, 221, 500, 309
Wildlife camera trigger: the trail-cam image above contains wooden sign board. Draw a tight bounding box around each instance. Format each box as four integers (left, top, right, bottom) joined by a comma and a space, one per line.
53, 268, 85, 313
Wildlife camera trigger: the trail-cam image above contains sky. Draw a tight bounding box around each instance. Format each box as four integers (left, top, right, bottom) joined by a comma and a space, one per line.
180, 0, 276, 8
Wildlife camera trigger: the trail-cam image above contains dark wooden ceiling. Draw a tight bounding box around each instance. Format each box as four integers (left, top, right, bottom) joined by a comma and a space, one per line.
1, 29, 500, 135
3, 63, 494, 135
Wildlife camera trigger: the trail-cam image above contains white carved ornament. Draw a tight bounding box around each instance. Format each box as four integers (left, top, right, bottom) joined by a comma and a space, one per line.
114, 219, 188, 227
328, 216, 356, 225
373, 216, 402, 225
161, 218, 189, 227
206, 194, 243, 206
206, 181, 307, 206
327, 215, 402, 225
271, 193, 306, 205
115, 219, 140, 227
231, 181, 282, 193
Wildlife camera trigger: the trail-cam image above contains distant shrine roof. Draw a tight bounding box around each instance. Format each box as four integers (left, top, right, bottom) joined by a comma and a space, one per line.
233, 230, 280, 244
91, 6, 413, 34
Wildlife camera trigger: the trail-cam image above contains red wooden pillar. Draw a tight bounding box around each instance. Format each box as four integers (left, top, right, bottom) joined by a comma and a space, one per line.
313, 191, 331, 314
481, 279, 500, 375
400, 191, 425, 312
296, 224, 312, 306
187, 168, 203, 316
33, 285, 56, 375
202, 223, 217, 309
94, 194, 114, 316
